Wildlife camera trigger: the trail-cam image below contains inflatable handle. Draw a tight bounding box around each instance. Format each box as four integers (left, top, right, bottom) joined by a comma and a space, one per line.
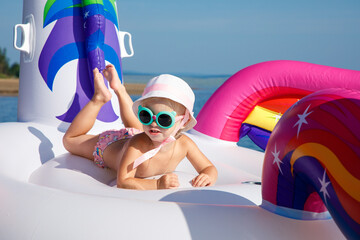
118, 31, 134, 58
14, 23, 30, 54
13, 14, 35, 62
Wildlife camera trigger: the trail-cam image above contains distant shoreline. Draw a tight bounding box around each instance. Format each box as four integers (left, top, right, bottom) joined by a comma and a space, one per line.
0, 78, 18, 96
0, 78, 146, 96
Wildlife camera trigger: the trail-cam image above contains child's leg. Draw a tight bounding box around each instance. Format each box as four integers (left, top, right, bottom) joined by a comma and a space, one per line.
103, 65, 143, 130
63, 68, 112, 160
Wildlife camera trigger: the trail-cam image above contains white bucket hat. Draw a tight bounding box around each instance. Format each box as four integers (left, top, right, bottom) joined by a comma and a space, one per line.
132, 74, 197, 132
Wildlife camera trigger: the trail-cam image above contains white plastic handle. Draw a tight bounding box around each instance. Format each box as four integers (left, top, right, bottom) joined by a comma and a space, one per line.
13, 14, 35, 62
118, 31, 134, 58
14, 23, 31, 54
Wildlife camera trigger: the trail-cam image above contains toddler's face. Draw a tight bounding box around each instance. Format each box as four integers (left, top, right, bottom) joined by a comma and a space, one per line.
141, 99, 181, 143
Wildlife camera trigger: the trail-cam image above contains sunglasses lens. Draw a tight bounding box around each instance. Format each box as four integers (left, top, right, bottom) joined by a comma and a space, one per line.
157, 114, 173, 128
139, 110, 151, 124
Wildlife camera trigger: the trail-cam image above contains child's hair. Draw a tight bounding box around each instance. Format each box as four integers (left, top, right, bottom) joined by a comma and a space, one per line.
140, 97, 187, 139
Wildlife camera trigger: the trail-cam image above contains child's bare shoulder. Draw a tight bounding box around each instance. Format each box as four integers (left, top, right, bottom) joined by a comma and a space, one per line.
178, 134, 197, 149
128, 132, 153, 152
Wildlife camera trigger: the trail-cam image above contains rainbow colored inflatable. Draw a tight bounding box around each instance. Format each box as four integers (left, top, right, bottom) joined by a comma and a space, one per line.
193, 61, 360, 239
262, 88, 360, 239
2, 0, 359, 239
196, 61, 360, 150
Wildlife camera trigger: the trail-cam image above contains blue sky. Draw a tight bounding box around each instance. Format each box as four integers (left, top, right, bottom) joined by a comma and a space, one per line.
1, 0, 360, 75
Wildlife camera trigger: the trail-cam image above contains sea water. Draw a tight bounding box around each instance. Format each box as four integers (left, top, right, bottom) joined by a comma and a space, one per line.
0, 96, 18, 122
0, 75, 225, 122
0, 75, 263, 152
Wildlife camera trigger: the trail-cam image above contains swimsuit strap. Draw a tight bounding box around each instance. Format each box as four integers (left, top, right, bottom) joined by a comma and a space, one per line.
132, 111, 190, 169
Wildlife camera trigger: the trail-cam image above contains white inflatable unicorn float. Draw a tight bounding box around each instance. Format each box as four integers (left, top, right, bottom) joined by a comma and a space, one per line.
1, 0, 359, 239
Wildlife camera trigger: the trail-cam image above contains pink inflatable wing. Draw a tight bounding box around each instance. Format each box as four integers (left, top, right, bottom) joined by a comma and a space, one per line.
195, 60, 360, 142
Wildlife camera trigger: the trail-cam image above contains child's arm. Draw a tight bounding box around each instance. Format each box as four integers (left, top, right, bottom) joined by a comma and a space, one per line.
113, 84, 143, 130
116, 135, 179, 190
116, 139, 157, 190
183, 136, 218, 187
102, 65, 143, 130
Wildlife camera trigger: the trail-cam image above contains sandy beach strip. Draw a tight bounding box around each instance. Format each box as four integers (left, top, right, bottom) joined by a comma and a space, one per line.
0, 78, 19, 96
123, 83, 146, 96
0, 78, 145, 96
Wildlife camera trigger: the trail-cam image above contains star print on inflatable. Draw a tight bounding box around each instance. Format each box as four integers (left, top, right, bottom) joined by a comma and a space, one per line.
293, 104, 313, 138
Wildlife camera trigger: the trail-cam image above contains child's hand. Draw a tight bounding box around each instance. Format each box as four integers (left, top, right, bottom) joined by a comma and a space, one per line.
192, 173, 212, 187
157, 173, 179, 189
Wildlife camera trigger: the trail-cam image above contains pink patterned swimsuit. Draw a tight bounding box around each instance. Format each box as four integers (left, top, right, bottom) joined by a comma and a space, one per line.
93, 128, 142, 168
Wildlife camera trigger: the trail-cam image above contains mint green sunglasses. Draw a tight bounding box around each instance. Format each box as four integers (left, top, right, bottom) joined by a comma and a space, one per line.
138, 105, 183, 129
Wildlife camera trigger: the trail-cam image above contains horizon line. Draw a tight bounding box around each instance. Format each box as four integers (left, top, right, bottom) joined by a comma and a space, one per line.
123, 71, 231, 78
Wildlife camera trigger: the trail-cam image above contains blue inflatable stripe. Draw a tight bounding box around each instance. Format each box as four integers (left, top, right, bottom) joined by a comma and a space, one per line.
83, 4, 118, 27
86, 30, 105, 52
104, 10, 118, 28
44, 0, 118, 28
103, 44, 122, 82
44, 0, 82, 27
103, 0, 118, 28
44, 8, 82, 27
47, 42, 86, 91
82, 3, 104, 17
261, 200, 331, 220
240, 123, 271, 150
82, 3, 118, 27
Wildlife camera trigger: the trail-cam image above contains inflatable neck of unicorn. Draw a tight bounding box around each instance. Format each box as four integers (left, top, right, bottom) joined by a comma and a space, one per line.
14, 0, 133, 131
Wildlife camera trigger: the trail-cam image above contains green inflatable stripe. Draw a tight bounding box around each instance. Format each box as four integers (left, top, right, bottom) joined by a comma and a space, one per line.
81, 0, 104, 7
44, 0, 57, 23
43, 0, 79, 24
